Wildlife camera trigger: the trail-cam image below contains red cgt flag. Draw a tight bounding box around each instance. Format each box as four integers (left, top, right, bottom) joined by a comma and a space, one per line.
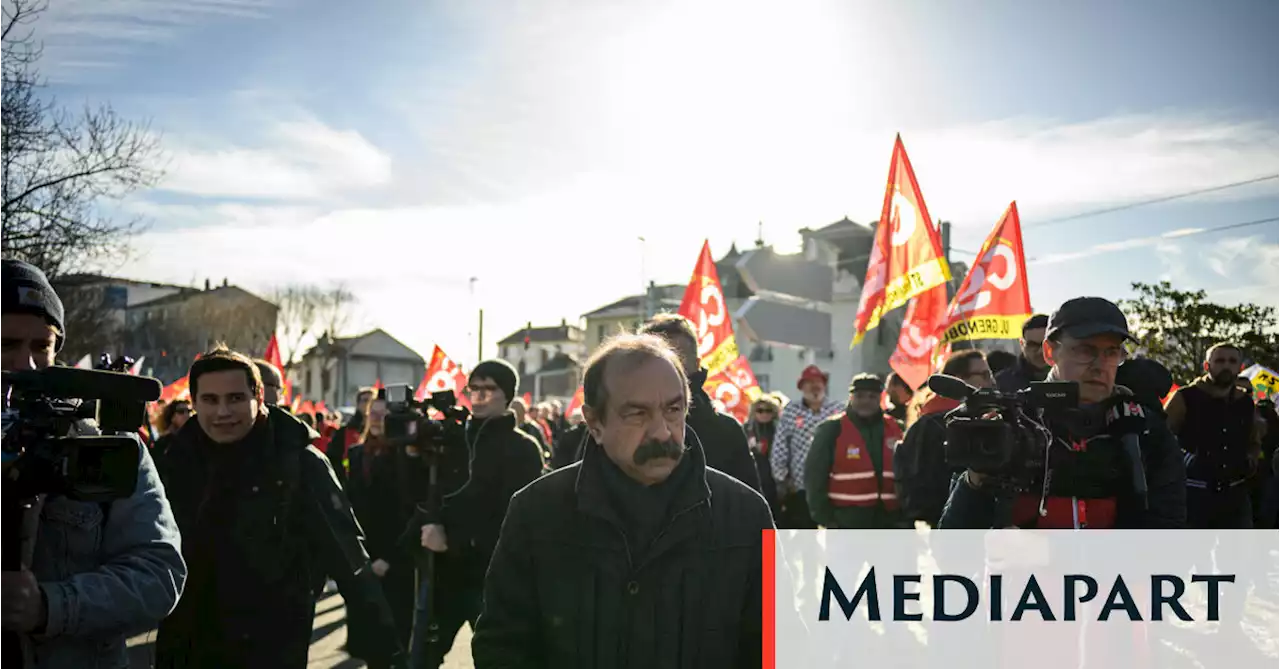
263, 334, 292, 405
677, 240, 762, 422
937, 201, 1032, 346
565, 386, 584, 417
853, 134, 952, 346
416, 345, 471, 408
889, 281, 950, 393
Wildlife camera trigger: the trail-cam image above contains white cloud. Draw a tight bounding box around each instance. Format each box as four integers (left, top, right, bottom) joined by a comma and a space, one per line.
156, 117, 393, 201
31, 0, 274, 80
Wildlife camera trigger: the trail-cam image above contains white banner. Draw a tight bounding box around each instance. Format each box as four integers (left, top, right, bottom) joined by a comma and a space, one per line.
769, 529, 1279, 668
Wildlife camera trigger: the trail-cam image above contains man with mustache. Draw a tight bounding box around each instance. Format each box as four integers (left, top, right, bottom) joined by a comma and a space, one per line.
471, 333, 775, 667
1165, 342, 1264, 528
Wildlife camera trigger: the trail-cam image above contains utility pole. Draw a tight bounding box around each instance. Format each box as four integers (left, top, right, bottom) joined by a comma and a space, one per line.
477, 309, 484, 364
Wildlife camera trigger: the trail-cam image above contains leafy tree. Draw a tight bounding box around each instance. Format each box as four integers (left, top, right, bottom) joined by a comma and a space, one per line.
1120, 281, 1278, 384
2, 0, 162, 277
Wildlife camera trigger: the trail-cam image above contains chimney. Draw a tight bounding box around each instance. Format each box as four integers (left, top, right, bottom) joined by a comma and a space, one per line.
204, 278, 211, 291
560, 317, 566, 327
222, 277, 229, 288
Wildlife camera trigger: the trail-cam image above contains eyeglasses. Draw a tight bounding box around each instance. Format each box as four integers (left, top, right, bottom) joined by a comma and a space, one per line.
753, 407, 775, 415
1060, 342, 1128, 367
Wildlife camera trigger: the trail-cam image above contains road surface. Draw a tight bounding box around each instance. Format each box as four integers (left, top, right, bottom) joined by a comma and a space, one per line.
125, 592, 474, 668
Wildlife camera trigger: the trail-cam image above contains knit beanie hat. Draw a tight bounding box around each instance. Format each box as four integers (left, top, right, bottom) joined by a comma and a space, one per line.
470, 359, 519, 406
2, 259, 66, 351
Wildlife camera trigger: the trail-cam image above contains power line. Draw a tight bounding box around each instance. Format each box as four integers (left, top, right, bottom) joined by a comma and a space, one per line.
1026, 216, 1279, 265
1022, 174, 1279, 230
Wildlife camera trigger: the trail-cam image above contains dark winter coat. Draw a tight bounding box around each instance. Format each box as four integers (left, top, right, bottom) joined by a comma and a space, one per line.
155, 407, 404, 669
994, 355, 1047, 394
346, 441, 416, 654
893, 395, 962, 527
470, 432, 774, 668
409, 411, 545, 585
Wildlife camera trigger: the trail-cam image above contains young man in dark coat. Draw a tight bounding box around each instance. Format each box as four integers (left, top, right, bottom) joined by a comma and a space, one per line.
154, 348, 406, 669
472, 333, 775, 667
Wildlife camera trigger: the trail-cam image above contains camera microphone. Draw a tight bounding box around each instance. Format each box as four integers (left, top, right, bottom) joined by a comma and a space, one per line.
1104, 397, 1149, 509
927, 374, 978, 401
3, 366, 163, 403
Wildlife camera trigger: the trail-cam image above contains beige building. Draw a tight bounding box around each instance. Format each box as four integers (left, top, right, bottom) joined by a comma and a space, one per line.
125, 283, 279, 383
581, 284, 684, 353
292, 329, 426, 410
497, 320, 586, 400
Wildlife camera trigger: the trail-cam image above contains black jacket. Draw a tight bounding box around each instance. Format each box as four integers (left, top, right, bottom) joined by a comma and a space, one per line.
518, 420, 552, 465
413, 411, 544, 584
994, 355, 1047, 394
155, 407, 404, 668
554, 388, 763, 493
551, 422, 589, 470
938, 393, 1186, 529
893, 396, 962, 527
471, 432, 774, 668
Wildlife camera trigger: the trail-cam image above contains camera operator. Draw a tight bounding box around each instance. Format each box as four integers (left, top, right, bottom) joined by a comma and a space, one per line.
154, 347, 405, 669
938, 297, 1186, 529
412, 359, 543, 669
894, 350, 993, 528
1, 259, 187, 668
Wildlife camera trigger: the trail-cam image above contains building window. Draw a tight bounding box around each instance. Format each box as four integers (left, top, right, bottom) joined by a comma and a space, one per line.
597, 324, 605, 341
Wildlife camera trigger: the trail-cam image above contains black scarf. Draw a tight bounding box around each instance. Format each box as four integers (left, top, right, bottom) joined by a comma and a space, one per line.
594, 446, 696, 557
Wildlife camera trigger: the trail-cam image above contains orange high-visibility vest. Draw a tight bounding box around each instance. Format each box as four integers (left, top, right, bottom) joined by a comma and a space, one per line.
827, 415, 902, 509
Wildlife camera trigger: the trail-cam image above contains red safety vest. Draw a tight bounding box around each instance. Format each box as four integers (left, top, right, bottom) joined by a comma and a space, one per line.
828, 415, 903, 509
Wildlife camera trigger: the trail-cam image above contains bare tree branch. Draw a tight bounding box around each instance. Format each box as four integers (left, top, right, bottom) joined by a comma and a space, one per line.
269, 282, 360, 368
1, 0, 162, 277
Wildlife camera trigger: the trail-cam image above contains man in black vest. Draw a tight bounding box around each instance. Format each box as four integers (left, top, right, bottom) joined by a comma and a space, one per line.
1165, 342, 1263, 528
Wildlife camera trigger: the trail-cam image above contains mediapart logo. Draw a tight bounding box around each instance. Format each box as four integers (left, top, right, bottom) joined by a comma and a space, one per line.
818, 567, 1234, 623
770, 529, 1279, 669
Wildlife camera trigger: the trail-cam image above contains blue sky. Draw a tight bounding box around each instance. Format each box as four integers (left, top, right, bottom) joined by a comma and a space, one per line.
34, 0, 1280, 366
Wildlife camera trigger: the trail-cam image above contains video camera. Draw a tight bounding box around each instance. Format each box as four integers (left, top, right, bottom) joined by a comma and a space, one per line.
928, 374, 1078, 486
1, 365, 161, 502
381, 384, 470, 457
